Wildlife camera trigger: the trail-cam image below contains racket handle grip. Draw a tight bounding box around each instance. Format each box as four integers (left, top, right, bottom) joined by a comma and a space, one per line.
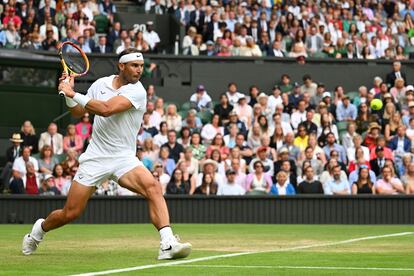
59, 77, 70, 97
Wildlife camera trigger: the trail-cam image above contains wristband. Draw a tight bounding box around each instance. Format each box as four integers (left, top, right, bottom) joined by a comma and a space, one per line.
65, 96, 78, 108
73, 93, 91, 108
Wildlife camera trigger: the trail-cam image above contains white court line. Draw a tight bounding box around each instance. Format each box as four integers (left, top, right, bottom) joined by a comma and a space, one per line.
174, 264, 414, 272
71, 231, 413, 276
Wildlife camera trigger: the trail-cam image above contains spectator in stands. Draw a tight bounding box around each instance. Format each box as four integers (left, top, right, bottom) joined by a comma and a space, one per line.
12, 147, 39, 180
388, 125, 411, 155
386, 61, 406, 87
38, 174, 60, 195
190, 84, 213, 112
52, 164, 69, 193
336, 95, 358, 122
177, 147, 199, 177
245, 160, 272, 195
193, 159, 224, 193
342, 122, 358, 150
157, 146, 175, 176
93, 35, 112, 53
270, 171, 296, 196
217, 169, 245, 196
283, 132, 301, 161
38, 122, 63, 155
298, 111, 318, 135
214, 93, 233, 126
154, 98, 165, 117
324, 165, 350, 195
162, 130, 184, 163
351, 165, 375, 195
10, 162, 40, 194
249, 146, 274, 176
142, 137, 159, 163
63, 124, 83, 154
143, 21, 160, 53
163, 104, 182, 132
60, 148, 79, 176
375, 166, 405, 194
294, 126, 309, 153
99, 0, 117, 23
189, 132, 206, 161
115, 36, 132, 54
5, 21, 20, 48
166, 169, 190, 195
153, 121, 168, 147
201, 114, 223, 144
297, 166, 324, 194
226, 82, 245, 106
38, 145, 59, 175
20, 121, 39, 154
370, 146, 391, 176
6, 133, 23, 164
298, 146, 324, 177
194, 173, 218, 195
152, 162, 170, 194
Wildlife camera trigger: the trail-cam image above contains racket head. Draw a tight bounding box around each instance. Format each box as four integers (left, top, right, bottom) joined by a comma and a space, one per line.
59, 41, 90, 77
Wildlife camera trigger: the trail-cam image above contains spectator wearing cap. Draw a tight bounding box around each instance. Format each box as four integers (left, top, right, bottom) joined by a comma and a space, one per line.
6, 133, 23, 163
369, 135, 394, 161
217, 169, 246, 195
190, 84, 213, 112
269, 171, 296, 196
248, 146, 274, 176
386, 61, 407, 88
274, 146, 297, 178
204, 40, 216, 56
152, 162, 171, 194
375, 166, 405, 195
370, 146, 392, 176
323, 132, 347, 164
400, 85, 414, 110
3, 7, 22, 29
38, 174, 60, 195
297, 166, 324, 194
364, 122, 383, 149
143, 21, 160, 52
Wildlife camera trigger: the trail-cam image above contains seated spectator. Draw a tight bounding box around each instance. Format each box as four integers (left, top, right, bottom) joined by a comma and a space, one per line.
240, 36, 262, 56
320, 159, 348, 188
182, 109, 203, 133
270, 171, 296, 196
52, 164, 70, 193
75, 113, 92, 143
209, 149, 226, 176
223, 123, 239, 149
369, 135, 394, 160
247, 123, 263, 153
152, 162, 171, 194
177, 147, 199, 177
93, 35, 113, 53
136, 146, 152, 170
202, 114, 224, 144
217, 169, 245, 195
12, 147, 39, 180
60, 149, 79, 176
298, 146, 324, 177
189, 132, 206, 161
341, 122, 358, 150
163, 104, 182, 132
348, 147, 370, 174
347, 134, 370, 162
177, 126, 191, 148
214, 93, 233, 126
142, 138, 159, 164
351, 165, 375, 195
234, 95, 253, 129
294, 126, 309, 153
269, 125, 285, 151
166, 169, 190, 195
385, 112, 403, 142
20, 120, 38, 153
190, 84, 213, 112
10, 162, 40, 195
307, 133, 327, 164
154, 98, 165, 117
194, 173, 218, 195
324, 165, 350, 195
364, 122, 382, 149
245, 160, 272, 195
388, 125, 411, 163
248, 146, 274, 176
157, 146, 175, 176
297, 166, 324, 194
224, 110, 247, 138
38, 145, 59, 174
375, 166, 405, 194
323, 132, 347, 164
162, 130, 184, 163
226, 82, 245, 106
193, 159, 225, 194
6, 133, 23, 164
38, 174, 60, 195
206, 134, 229, 160
400, 154, 414, 181
153, 122, 168, 147
370, 146, 392, 176
63, 124, 83, 154
38, 122, 63, 155
283, 132, 301, 161
143, 21, 160, 52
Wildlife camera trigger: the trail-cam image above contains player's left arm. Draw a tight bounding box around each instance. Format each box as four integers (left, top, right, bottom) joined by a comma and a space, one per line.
84, 96, 132, 117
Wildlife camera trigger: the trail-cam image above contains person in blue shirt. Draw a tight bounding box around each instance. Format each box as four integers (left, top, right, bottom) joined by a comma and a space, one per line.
269, 171, 296, 196
336, 95, 357, 121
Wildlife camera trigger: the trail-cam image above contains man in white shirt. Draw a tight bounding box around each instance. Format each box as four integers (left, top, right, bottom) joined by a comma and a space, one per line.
217, 169, 246, 195
146, 101, 162, 129
290, 100, 307, 130
23, 49, 191, 261
12, 147, 39, 178
38, 123, 63, 155
189, 84, 212, 112
143, 21, 160, 52
268, 85, 283, 112
226, 82, 245, 106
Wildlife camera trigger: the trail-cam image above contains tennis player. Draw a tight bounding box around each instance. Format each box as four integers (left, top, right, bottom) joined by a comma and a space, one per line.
22, 48, 192, 260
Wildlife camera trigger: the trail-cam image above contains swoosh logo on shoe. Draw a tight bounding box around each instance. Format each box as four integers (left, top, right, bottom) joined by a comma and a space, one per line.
161, 245, 172, 251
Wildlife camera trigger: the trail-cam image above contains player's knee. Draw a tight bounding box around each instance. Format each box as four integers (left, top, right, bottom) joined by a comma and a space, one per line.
62, 208, 82, 223
144, 179, 162, 199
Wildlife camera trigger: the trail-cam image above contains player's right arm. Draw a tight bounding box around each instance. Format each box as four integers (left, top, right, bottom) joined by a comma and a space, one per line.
59, 73, 87, 118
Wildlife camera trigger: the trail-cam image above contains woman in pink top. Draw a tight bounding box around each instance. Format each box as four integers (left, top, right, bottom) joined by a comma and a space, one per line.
63, 124, 83, 154
206, 134, 230, 160
375, 166, 405, 194
75, 113, 92, 141
245, 161, 272, 194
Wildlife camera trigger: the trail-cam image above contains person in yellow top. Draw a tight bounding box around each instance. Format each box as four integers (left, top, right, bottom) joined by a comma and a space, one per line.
294, 126, 309, 153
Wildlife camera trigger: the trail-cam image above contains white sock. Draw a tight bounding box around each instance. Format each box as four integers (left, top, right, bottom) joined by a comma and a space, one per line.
30, 218, 46, 241
159, 226, 174, 242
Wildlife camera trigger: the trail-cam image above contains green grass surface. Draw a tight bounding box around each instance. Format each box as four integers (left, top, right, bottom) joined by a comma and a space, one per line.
1, 224, 413, 275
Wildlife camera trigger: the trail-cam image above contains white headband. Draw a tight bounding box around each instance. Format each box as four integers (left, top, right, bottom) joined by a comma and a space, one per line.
119, 52, 144, 63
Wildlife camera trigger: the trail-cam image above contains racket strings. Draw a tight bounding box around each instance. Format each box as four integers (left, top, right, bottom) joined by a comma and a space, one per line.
62, 44, 88, 75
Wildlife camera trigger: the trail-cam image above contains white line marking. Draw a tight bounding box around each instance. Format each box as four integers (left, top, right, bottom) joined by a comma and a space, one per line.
71, 231, 413, 276
174, 264, 414, 272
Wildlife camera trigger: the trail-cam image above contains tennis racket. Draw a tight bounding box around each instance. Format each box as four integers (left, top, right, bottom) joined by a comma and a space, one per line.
58, 41, 90, 96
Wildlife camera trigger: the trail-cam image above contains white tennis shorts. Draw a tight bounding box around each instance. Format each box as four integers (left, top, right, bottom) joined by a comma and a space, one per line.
74, 154, 143, 187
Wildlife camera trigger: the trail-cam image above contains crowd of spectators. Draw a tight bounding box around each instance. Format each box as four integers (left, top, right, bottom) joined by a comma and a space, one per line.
2, 61, 414, 196
3, 0, 414, 59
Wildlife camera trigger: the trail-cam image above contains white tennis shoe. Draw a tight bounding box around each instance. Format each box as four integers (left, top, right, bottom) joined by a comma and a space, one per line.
158, 235, 192, 260
22, 234, 41, 255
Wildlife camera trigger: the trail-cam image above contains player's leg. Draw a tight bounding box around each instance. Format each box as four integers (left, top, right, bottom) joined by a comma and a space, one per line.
118, 165, 192, 260
22, 181, 95, 255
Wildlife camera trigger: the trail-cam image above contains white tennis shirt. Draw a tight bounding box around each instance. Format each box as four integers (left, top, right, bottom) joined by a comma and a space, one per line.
82, 75, 146, 159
